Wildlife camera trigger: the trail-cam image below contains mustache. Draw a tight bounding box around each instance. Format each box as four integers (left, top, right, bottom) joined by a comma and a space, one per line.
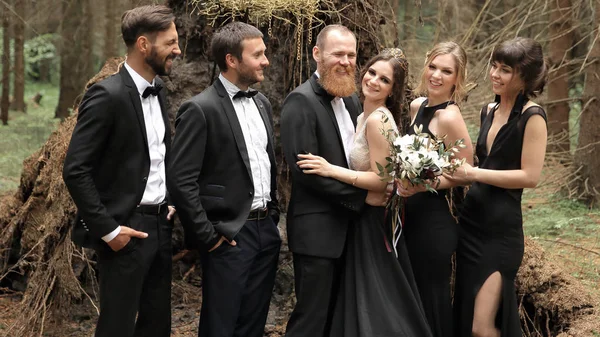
332, 64, 354, 74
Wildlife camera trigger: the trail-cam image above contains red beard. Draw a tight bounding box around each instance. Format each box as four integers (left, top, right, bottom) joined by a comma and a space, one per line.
318, 63, 357, 97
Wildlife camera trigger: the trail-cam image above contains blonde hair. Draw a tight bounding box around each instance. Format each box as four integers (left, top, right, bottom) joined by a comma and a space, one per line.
414, 41, 468, 104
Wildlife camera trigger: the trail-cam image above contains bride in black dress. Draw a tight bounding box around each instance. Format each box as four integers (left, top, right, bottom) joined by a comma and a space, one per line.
446, 37, 548, 337
297, 49, 433, 337
396, 41, 474, 337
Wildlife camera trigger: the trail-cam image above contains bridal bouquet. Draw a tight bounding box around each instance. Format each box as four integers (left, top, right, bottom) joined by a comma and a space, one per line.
378, 124, 466, 193
378, 121, 466, 256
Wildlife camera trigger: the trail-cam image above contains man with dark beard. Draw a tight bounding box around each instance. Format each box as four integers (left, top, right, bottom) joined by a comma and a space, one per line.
63, 5, 179, 337
281, 25, 389, 337
167, 22, 281, 337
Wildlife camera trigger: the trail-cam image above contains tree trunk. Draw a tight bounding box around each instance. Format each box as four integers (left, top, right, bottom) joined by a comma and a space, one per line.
1, 3, 10, 126
402, 0, 415, 43
547, 0, 573, 154
55, 0, 86, 120
12, 0, 26, 113
575, 1, 600, 204
433, 0, 448, 44
104, 0, 117, 62
82, 0, 94, 78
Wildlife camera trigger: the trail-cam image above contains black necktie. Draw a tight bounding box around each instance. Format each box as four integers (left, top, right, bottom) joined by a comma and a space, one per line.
142, 83, 163, 98
233, 89, 258, 99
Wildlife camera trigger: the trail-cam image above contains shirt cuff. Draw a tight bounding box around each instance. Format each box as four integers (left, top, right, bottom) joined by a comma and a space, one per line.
101, 226, 122, 242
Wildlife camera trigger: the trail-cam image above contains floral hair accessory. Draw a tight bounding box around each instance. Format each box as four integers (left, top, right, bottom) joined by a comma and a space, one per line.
382, 47, 408, 72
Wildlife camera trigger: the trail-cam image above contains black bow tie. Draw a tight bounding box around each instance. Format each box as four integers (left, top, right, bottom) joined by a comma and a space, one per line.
233, 90, 258, 99
142, 84, 163, 98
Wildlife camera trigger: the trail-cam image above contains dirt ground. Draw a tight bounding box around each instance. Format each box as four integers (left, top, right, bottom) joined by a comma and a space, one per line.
0, 265, 290, 337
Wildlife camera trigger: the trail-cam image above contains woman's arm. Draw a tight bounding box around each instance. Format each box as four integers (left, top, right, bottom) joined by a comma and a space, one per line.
445, 114, 547, 189
297, 110, 395, 192
434, 105, 474, 190
397, 105, 474, 196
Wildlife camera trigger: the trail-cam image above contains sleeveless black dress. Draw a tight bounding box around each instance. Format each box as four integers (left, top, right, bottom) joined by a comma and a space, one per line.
404, 99, 458, 337
454, 96, 547, 337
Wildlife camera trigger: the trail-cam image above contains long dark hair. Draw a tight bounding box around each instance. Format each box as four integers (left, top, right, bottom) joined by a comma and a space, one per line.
359, 48, 408, 130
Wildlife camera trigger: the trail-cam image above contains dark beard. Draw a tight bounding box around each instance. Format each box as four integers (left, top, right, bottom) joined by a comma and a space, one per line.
238, 68, 260, 87
318, 63, 357, 97
237, 60, 263, 87
145, 49, 173, 76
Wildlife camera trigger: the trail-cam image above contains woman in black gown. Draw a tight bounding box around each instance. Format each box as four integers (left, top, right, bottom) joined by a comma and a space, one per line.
297, 49, 433, 337
396, 41, 474, 337
445, 37, 548, 337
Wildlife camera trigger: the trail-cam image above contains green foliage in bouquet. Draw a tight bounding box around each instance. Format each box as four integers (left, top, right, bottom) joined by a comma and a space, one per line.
377, 116, 467, 194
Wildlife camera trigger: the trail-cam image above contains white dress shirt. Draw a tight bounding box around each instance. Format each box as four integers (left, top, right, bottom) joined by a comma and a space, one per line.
102, 63, 167, 242
219, 74, 272, 210
315, 72, 355, 164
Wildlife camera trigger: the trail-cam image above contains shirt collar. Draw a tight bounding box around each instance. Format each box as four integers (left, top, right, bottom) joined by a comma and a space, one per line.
124, 62, 156, 97
219, 73, 254, 99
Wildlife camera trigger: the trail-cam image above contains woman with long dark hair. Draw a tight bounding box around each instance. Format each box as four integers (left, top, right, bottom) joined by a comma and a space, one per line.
296, 48, 433, 337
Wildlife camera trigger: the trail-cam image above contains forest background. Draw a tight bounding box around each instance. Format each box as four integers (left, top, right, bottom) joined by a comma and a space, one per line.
0, 0, 600, 336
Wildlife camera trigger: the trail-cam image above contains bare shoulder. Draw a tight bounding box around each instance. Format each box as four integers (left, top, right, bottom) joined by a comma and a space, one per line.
365, 108, 395, 136
410, 97, 427, 109
522, 100, 542, 112
366, 108, 392, 126
437, 104, 465, 124
410, 97, 427, 115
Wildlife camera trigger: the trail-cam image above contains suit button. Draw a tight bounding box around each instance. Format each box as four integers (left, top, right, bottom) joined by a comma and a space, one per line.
143, 177, 148, 182
249, 191, 253, 196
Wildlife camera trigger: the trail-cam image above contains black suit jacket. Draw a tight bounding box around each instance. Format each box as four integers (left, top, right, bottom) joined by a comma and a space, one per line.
167, 78, 279, 251
280, 74, 367, 259
63, 66, 171, 248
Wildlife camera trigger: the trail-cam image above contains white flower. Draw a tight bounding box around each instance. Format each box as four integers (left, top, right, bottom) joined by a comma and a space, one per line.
393, 134, 415, 150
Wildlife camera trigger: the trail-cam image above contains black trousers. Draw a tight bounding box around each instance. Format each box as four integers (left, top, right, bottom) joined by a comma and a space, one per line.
94, 208, 172, 337
285, 254, 344, 337
198, 216, 281, 337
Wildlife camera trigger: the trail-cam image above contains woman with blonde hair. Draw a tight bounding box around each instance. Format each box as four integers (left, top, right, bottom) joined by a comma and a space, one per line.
397, 41, 474, 337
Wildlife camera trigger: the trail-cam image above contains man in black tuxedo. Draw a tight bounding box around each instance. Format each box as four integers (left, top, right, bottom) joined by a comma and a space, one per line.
62, 5, 180, 337
281, 25, 388, 337
167, 22, 280, 337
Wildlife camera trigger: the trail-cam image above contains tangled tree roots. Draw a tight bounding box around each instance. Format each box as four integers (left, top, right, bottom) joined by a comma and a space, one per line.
0, 58, 126, 336
518, 237, 600, 336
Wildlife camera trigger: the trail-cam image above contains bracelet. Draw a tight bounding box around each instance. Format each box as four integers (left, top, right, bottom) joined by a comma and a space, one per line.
351, 175, 358, 186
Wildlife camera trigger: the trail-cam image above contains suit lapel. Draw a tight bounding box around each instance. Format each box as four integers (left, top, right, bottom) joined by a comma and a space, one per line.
121, 67, 149, 154
156, 79, 171, 152
343, 95, 361, 128
253, 96, 276, 165
215, 79, 253, 182
309, 75, 345, 148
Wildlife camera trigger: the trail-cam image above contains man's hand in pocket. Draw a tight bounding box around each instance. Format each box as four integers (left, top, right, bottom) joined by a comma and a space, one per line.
107, 226, 148, 252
